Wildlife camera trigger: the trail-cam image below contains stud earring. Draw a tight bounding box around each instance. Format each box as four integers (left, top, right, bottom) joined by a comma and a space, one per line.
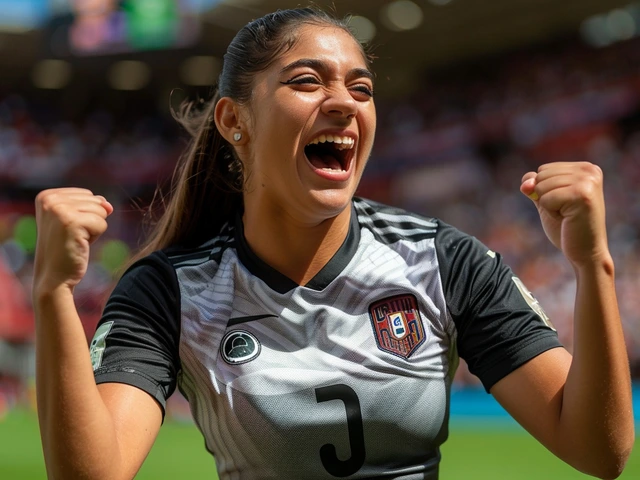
233, 132, 242, 142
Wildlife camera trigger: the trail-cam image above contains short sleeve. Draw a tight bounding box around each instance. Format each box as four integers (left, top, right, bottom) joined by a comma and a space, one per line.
90, 250, 181, 415
435, 221, 563, 392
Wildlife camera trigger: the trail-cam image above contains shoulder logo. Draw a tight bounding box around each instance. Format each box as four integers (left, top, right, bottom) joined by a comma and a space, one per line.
89, 321, 114, 371
221, 330, 261, 365
511, 277, 555, 331
368, 294, 426, 359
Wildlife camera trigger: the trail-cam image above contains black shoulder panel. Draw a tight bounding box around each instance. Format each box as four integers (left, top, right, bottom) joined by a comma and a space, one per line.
92, 250, 182, 416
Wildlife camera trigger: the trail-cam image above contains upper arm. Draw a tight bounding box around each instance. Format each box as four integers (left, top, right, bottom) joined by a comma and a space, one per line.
97, 383, 163, 479
490, 347, 572, 457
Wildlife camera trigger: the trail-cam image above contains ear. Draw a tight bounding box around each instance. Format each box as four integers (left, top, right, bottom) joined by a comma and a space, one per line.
214, 97, 247, 145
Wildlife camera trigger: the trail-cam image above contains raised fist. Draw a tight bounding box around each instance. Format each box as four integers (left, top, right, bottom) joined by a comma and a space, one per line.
520, 162, 609, 268
33, 188, 113, 295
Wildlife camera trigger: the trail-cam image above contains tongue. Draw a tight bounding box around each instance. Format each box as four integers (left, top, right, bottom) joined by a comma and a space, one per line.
308, 152, 343, 170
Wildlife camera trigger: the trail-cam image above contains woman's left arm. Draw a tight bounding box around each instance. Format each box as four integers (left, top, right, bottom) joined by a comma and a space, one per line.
491, 162, 634, 479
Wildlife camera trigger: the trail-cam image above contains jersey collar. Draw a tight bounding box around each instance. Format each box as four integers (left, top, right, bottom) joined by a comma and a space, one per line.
234, 203, 361, 294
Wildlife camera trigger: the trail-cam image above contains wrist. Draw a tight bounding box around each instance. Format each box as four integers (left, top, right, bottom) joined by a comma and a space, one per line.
571, 251, 615, 277
33, 282, 75, 307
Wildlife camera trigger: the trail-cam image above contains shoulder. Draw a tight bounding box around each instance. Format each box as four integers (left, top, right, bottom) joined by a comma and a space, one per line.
352, 197, 490, 265
352, 197, 439, 244
161, 222, 236, 270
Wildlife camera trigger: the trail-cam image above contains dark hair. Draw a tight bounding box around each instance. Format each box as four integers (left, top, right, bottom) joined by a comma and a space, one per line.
134, 7, 370, 258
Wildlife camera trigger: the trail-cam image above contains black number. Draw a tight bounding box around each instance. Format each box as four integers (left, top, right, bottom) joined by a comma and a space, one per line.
315, 384, 366, 477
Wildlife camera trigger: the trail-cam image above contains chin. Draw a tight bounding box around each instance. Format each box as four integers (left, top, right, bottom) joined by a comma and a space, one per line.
307, 188, 354, 219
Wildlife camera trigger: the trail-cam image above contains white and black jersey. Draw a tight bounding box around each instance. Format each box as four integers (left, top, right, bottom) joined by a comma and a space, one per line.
91, 197, 561, 480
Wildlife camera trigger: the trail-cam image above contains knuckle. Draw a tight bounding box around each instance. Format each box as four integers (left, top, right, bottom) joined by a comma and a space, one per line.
589, 163, 603, 181
37, 193, 55, 211
35, 189, 50, 204
580, 161, 603, 179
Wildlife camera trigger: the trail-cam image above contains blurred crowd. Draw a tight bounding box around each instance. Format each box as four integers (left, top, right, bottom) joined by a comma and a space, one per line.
1, 35, 639, 414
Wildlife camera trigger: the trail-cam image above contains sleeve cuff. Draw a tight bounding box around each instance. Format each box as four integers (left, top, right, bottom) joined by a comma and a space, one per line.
94, 368, 168, 418
479, 334, 564, 393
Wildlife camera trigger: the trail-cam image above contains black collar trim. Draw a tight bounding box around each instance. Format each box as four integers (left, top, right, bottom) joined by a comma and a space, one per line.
234, 203, 360, 294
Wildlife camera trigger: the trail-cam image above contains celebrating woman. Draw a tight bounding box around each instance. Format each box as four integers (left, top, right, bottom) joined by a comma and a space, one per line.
33, 7, 633, 479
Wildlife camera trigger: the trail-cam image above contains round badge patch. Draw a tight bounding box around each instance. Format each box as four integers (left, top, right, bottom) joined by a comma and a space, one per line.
221, 330, 261, 365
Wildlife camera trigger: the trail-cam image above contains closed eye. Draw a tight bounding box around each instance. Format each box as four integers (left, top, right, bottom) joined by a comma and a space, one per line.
351, 85, 374, 98
281, 76, 321, 86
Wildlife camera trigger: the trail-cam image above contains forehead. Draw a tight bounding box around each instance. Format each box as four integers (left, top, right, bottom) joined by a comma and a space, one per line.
275, 24, 368, 70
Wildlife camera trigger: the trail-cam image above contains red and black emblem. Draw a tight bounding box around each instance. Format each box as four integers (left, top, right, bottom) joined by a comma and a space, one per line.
368, 294, 426, 359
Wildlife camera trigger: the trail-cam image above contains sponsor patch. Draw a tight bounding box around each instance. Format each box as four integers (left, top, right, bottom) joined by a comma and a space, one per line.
89, 321, 114, 371
221, 330, 261, 365
512, 276, 555, 331
369, 294, 426, 359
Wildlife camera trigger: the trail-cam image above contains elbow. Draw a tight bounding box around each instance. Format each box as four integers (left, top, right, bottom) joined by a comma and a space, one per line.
574, 438, 635, 480
587, 454, 630, 480
601, 445, 634, 480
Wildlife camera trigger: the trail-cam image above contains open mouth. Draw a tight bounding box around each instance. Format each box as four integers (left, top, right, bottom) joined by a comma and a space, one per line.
304, 134, 355, 172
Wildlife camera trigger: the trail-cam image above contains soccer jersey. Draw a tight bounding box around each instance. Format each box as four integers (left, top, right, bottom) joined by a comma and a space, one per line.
92, 197, 561, 480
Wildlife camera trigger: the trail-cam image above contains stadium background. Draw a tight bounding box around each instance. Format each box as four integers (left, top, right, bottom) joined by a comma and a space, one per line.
0, 0, 638, 478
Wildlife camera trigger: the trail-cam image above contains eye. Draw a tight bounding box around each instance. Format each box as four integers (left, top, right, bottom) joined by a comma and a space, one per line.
281, 76, 322, 86
350, 84, 374, 99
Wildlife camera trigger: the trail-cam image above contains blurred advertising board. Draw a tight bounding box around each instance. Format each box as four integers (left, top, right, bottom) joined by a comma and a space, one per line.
45, 0, 210, 57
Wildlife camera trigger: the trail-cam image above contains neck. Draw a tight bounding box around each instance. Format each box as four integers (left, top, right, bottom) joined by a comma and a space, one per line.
242, 201, 352, 286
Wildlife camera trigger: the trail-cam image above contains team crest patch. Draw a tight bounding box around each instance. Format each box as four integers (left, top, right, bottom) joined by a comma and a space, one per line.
90, 321, 114, 371
221, 330, 261, 365
368, 294, 426, 359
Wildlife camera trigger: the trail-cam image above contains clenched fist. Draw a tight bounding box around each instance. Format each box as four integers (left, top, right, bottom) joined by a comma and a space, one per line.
33, 188, 113, 295
520, 162, 610, 268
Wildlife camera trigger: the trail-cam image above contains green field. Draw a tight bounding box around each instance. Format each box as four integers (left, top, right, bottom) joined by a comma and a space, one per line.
1, 410, 637, 479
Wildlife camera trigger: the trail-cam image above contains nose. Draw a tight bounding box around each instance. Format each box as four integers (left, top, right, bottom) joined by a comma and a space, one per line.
321, 85, 357, 120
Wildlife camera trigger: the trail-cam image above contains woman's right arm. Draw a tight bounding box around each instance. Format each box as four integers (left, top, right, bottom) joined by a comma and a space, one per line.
33, 188, 162, 479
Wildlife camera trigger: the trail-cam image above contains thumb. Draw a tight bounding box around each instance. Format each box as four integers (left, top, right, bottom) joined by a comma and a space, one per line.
520, 173, 539, 201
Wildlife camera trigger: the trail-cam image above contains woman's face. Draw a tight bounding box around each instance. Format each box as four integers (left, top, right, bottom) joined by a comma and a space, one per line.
240, 24, 377, 224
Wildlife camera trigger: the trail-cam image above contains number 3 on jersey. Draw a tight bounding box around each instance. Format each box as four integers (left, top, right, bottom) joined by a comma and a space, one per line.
315, 384, 366, 477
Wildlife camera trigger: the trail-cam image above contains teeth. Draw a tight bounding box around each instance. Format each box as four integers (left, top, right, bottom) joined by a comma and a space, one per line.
306, 135, 355, 149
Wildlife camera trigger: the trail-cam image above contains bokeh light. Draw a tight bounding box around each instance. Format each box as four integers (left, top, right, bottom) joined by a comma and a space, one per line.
606, 9, 636, 41
382, 0, 424, 32
348, 15, 377, 44
12, 215, 37, 254
31, 59, 72, 90
108, 61, 152, 91
99, 239, 131, 275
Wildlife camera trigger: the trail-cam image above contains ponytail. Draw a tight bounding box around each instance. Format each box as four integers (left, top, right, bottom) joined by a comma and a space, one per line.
133, 89, 243, 261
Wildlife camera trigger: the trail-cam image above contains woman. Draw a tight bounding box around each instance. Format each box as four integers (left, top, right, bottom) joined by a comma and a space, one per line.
33, 7, 634, 480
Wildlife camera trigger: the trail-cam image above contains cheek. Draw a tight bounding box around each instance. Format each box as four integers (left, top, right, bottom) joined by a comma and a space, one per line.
360, 107, 377, 146
277, 93, 319, 127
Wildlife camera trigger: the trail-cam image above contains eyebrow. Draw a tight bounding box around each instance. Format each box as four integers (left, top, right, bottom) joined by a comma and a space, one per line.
279, 58, 375, 82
